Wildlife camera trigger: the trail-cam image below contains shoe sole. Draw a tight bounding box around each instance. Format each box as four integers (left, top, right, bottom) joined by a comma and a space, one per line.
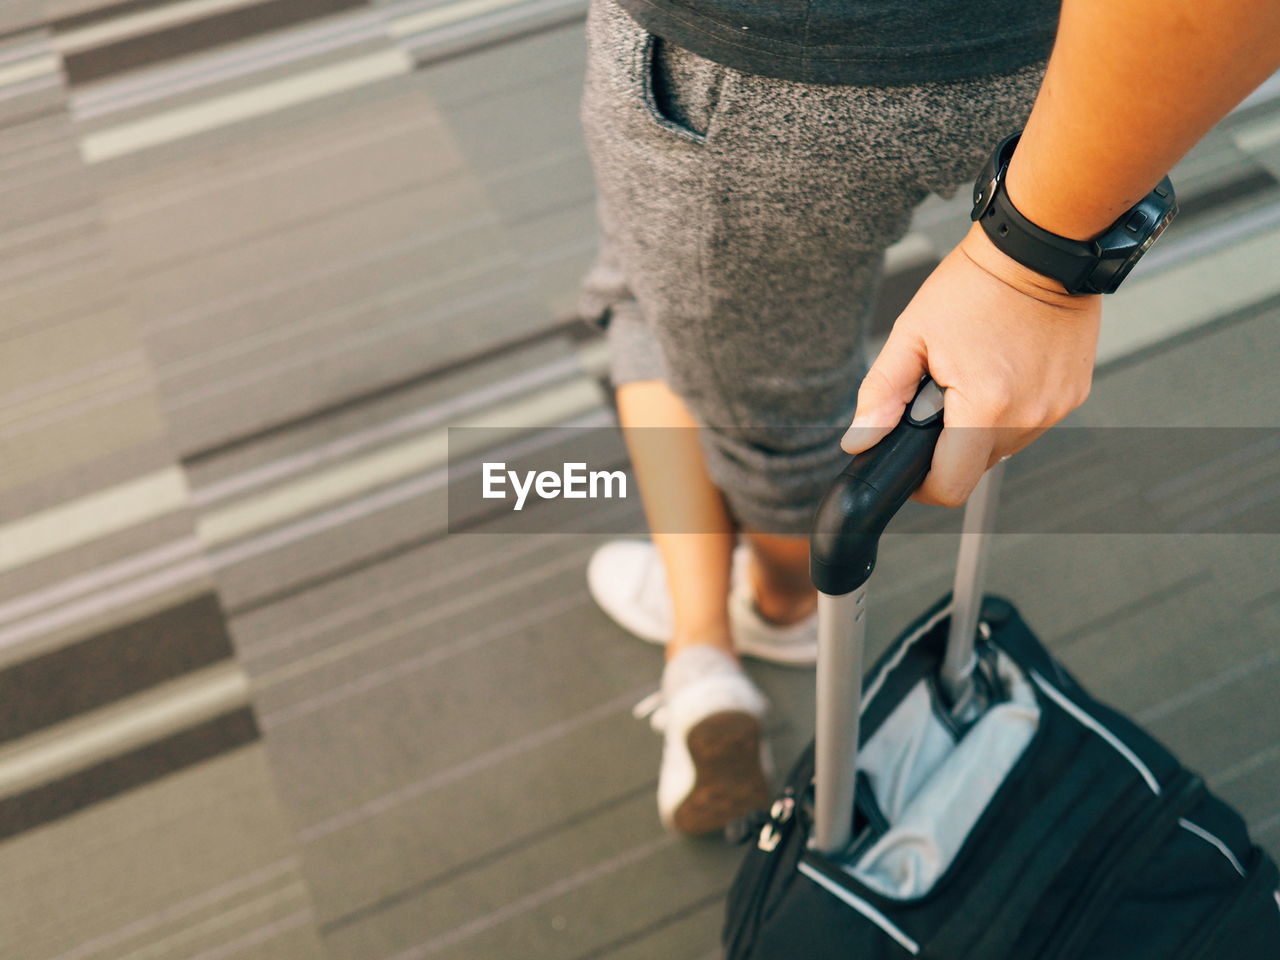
672, 710, 771, 836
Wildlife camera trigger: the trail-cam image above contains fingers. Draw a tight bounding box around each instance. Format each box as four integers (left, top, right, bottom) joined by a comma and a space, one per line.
840, 331, 927, 454
915, 385, 996, 507
916, 428, 994, 507
914, 394, 1049, 507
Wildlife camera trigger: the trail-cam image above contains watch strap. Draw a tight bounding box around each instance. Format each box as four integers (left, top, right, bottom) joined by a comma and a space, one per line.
972, 133, 1101, 294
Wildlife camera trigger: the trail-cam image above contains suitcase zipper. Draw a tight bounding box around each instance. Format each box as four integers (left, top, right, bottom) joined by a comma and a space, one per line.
757, 793, 796, 852
724, 788, 800, 958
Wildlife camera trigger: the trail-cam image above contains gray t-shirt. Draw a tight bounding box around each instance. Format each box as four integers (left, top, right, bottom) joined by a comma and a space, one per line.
615, 0, 1060, 85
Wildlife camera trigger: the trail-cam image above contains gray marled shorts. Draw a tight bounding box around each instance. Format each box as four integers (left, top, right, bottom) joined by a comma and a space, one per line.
578, 0, 1046, 533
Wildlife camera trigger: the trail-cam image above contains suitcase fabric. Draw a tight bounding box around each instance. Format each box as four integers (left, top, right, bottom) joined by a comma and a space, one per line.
721, 379, 1280, 959
723, 595, 1280, 959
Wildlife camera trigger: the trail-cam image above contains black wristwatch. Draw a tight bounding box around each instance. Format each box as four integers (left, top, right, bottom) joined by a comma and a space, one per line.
970, 132, 1178, 295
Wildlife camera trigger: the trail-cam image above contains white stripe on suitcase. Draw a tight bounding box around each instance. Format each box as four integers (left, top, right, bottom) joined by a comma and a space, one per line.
1030, 671, 1162, 796
1178, 818, 1246, 877
797, 861, 920, 955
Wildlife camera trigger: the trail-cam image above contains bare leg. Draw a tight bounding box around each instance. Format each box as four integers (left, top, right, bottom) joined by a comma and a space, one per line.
741, 531, 818, 626
617, 381, 818, 654
614, 380, 797, 835
616, 380, 736, 660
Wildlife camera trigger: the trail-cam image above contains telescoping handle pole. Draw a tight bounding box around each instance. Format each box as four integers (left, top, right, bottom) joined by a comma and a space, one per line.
809, 378, 945, 855
940, 458, 1006, 708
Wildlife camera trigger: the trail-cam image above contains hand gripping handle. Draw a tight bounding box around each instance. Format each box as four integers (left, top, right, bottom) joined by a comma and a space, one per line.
810, 378, 945, 596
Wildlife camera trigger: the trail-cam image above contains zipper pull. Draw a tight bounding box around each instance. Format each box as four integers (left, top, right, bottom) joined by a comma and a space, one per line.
726, 787, 799, 848
755, 790, 799, 851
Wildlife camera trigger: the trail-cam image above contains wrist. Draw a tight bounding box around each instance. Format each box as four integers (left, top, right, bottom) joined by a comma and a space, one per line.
972, 131, 1178, 295
1003, 151, 1123, 243
958, 222, 1099, 308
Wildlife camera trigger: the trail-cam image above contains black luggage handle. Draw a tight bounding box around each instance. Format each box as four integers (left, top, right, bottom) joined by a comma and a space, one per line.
810, 377, 945, 596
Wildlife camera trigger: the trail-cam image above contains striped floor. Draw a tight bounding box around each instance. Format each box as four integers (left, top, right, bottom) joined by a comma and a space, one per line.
1, 1, 1278, 957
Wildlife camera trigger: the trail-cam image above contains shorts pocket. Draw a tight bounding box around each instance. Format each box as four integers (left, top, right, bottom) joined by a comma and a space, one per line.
640, 33, 727, 144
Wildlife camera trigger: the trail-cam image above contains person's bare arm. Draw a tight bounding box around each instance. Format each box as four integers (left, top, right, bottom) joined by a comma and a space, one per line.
841, 0, 1280, 506
1009, 0, 1280, 240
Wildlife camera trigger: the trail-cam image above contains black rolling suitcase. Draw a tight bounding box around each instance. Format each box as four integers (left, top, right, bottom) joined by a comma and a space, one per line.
723, 378, 1280, 959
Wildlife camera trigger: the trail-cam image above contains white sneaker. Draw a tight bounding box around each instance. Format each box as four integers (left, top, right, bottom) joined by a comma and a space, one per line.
634, 645, 772, 835
726, 555, 820, 667
587, 540, 818, 666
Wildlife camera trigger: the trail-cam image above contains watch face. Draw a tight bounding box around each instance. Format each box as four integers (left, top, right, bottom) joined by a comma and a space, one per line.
1106, 253, 1141, 291
1121, 207, 1177, 285
1098, 201, 1178, 292
1138, 205, 1176, 257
